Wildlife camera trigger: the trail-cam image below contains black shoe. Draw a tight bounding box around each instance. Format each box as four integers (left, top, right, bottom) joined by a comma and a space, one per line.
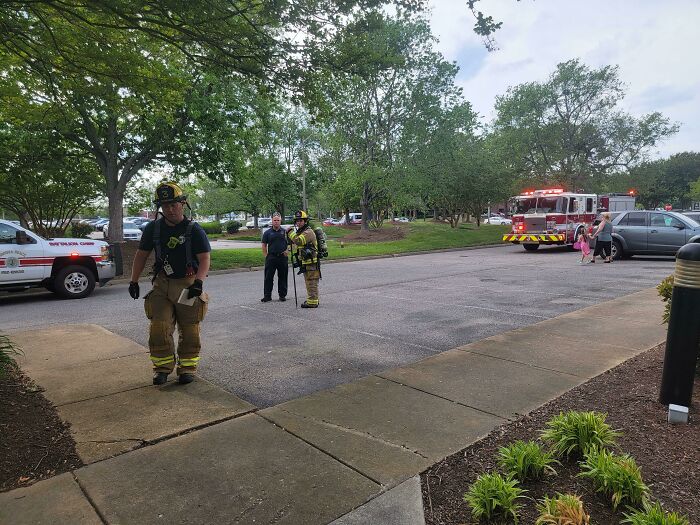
261, 297, 272, 303
153, 372, 169, 385
178, 373, 195, 385
279, 297, 286, 302
300, 302, 318, 308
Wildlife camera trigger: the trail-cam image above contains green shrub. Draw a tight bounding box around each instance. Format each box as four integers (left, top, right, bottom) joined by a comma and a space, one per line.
225, 220, 242, 234
579, 446, 649, 510
541, 411, 620, 458
535, 493, 589, 525
497, 440, 559, 481
622, 500, 689, 525
657, 275, 674, 324
68, 222, 94, 239
199, 221, 222, 234
0, 332, 22, 377
463, 472, 525, 523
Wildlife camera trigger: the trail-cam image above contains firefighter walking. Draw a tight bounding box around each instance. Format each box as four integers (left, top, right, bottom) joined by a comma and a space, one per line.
287, 210, 320, 308
128, 181, 212, 385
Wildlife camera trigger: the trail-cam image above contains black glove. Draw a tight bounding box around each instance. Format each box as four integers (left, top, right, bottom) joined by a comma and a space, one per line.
128, 281, 140, 300
187, 279, 203, 299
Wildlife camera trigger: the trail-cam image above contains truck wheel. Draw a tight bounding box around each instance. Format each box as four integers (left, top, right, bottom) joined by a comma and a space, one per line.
54, 265, 96, 299
611, 240, 623, 260
523, 244, 539, 251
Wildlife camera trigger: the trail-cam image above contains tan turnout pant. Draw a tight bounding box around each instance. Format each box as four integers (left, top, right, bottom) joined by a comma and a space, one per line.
303, 267, 320, 306
144, 274, 209, 375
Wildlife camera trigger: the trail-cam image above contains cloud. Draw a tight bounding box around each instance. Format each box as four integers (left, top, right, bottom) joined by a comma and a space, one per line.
428, 0, 700, 157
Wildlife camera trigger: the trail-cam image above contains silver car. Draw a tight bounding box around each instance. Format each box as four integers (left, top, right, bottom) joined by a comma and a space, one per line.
609, 210, 700, 259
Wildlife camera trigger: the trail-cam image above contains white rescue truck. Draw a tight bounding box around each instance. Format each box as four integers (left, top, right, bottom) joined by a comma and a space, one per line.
0, 219, 116, 298
502, 189, 636, 251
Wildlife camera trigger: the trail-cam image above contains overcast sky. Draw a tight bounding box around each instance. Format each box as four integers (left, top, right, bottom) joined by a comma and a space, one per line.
428, 0, 699, 158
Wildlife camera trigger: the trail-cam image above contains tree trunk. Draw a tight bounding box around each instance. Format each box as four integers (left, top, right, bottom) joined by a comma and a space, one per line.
19, 211, 30, 229
361, 181, 370, 232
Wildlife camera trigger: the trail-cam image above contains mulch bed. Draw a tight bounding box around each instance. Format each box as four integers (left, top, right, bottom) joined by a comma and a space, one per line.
340, 224, 407, 242
421, 344, 699, 524
0, 367, 82, 492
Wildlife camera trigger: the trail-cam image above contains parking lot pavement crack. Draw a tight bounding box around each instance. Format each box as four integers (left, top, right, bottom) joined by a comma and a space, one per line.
239, 304, 440, 352
354, 289, 551, 319
267, 409, 430, 460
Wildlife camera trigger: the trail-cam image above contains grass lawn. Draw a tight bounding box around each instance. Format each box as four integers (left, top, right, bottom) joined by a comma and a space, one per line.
209, 221, 509, 271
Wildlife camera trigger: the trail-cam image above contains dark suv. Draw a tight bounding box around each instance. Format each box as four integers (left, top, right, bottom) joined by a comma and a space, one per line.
607, 211, 700, 259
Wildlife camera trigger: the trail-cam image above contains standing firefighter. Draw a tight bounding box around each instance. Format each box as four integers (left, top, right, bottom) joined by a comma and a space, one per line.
287, 210, 320, 308
128, 181, 211, 385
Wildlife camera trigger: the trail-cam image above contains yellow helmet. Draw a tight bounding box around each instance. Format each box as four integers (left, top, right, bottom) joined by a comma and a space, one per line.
294, 210, 309, 221
154, 181, 186, 205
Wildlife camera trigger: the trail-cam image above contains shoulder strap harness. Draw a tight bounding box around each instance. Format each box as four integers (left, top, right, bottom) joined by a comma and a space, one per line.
152, 218, 197, 279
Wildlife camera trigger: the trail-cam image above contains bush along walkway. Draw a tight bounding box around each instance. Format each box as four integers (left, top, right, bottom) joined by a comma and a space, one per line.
423, 344, 698, 524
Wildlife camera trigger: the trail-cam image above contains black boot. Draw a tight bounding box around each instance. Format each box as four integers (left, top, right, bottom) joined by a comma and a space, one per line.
153, 372, 169, 385
279, 297, 286, 302
261, 297, 272, 303
178, 373, 195, 385
300, 302, 318, 308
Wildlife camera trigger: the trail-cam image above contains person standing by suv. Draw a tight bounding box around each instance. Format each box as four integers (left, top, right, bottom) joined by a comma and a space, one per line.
591, 212, 613, 263
261, 212, 289, 302
128, 182, 211, 385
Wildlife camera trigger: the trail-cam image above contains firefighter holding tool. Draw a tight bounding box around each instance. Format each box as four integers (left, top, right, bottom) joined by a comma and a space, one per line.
287, 210, 320, 308
128, 181, 211, 385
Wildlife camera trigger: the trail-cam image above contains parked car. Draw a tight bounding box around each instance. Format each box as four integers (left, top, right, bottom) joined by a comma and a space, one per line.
245, 217, 272, 228
93, 218, 109, 231
339, 213, 362, 225
391, 216, 411, 223
484, 215, 512, 225
103, 221, 143, 241
602, 210, 700, 260
125, 216, 150, 226
682, 212, 700, 223
323, 218, 340, 226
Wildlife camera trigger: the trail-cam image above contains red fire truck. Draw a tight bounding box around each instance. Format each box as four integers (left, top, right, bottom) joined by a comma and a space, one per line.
502, 189, 635, 251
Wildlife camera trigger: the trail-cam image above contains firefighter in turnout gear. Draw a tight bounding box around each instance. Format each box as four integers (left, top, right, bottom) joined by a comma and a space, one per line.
287, 210, 320, 308
128, 181, 212, 385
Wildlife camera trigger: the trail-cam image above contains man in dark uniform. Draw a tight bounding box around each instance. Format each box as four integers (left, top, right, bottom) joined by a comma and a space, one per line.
261, 212, 289, 302
128, 181, 211, 386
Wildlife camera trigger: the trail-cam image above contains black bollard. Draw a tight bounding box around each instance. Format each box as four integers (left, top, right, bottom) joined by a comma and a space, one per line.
659, 242, 700, 406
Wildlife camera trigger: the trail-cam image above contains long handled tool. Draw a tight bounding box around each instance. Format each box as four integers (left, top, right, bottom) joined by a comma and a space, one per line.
291, 256, 298, 308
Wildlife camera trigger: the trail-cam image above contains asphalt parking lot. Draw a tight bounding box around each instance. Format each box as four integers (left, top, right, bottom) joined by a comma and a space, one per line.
0, 244, 675, 407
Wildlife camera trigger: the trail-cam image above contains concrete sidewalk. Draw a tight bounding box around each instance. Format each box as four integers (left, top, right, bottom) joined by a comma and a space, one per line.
1, 288, 666, 524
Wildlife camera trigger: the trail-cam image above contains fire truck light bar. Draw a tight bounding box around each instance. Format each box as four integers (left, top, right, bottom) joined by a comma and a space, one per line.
520, 188, 564, 196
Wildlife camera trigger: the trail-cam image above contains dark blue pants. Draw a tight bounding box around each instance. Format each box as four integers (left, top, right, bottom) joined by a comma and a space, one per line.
264, 255, 288, 299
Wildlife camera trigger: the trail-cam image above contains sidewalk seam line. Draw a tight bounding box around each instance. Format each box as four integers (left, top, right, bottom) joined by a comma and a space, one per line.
453, 349, 587, 378
72, 472, 108, 525
374, 375, 511, 421
256, 412, 384, 488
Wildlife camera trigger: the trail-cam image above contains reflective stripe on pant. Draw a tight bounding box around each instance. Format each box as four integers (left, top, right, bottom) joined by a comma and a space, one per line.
303, 268, 320, 305
144, 274, 209, 375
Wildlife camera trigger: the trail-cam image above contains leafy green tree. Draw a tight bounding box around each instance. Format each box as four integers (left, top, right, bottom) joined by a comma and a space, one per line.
0, 120, 102, 236
493, 59, 678, 191
625, 152, 700, 209
313, 12, 462, 230
0, 0, 425, 241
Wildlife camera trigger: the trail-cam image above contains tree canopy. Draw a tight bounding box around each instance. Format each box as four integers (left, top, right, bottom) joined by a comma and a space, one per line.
493, 59, 678, 191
